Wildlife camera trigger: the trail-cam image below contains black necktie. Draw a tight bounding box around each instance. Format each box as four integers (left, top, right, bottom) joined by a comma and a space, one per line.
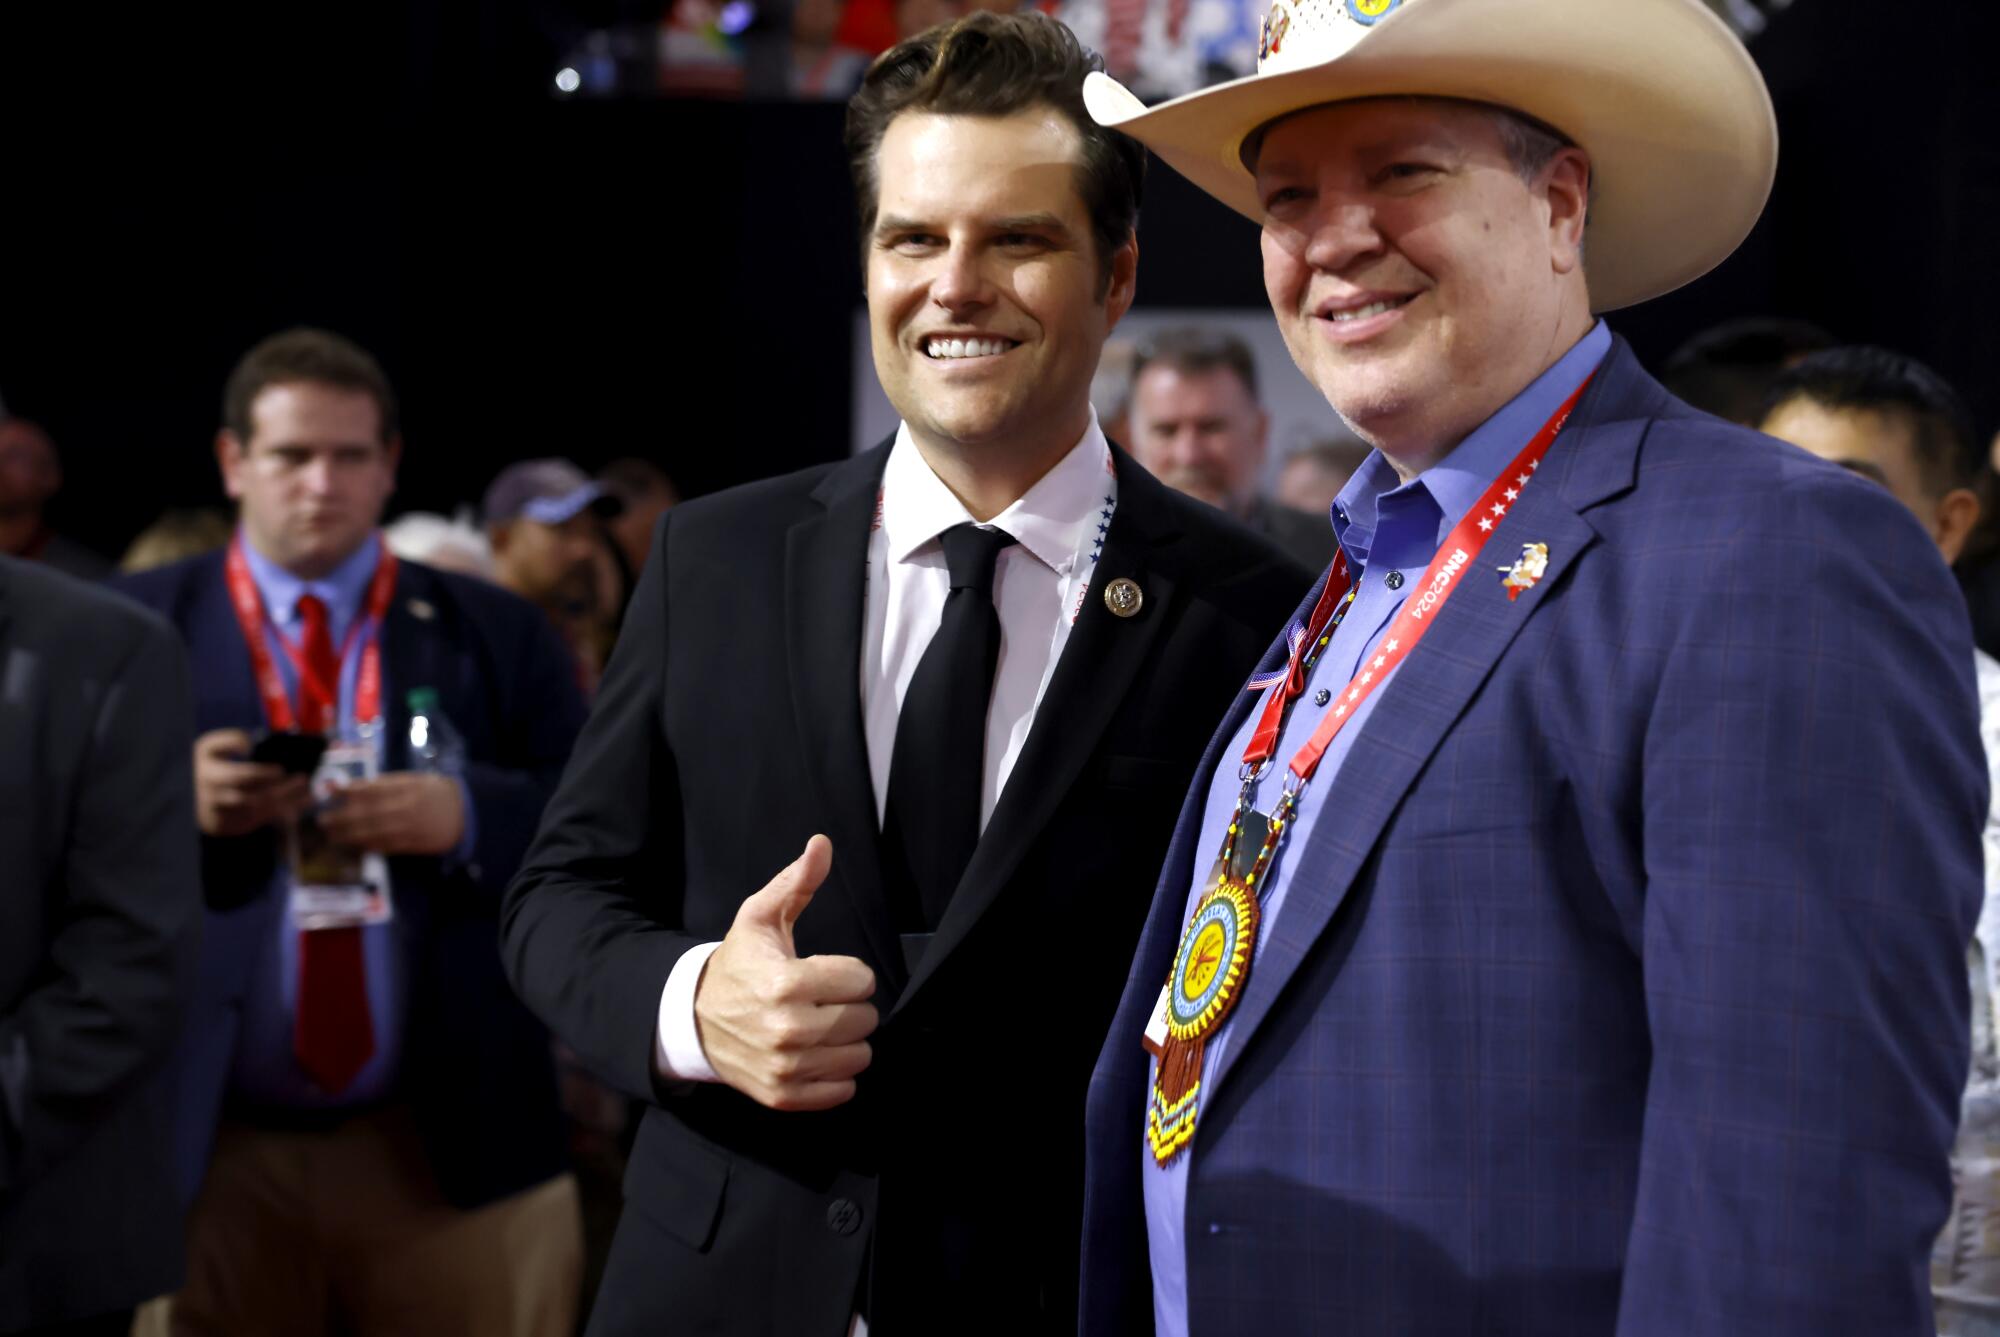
883, 522, 1017, 932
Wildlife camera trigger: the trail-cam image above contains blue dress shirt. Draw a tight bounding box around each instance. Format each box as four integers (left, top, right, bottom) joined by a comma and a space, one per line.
229, 531, 412, 1110
1142, 321, 1612, 1335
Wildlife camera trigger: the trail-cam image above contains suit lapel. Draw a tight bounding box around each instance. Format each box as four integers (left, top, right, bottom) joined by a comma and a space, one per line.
1205, 347, 1654, 1102
786, 447, 905, 988
894, 454, 1182, 1011
378, 561, 447, 762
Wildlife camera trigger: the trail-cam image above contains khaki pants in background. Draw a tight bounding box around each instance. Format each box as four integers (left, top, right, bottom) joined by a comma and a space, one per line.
132, 1106, 582, 1337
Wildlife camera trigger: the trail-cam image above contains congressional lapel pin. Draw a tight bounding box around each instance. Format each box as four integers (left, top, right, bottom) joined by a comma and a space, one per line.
1497, 543, 1550, 601
1103, 577, 1144, 619
406, 598, 437, 621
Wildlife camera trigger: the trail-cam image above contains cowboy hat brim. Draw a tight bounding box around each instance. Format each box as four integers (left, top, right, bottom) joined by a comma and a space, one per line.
1084, 0, 1777, 312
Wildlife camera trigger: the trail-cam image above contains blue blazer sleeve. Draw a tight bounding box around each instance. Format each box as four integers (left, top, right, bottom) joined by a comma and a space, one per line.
1617, 464, 1984, 1333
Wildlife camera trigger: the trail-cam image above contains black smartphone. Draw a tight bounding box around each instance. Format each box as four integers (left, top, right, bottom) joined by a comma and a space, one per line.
247, 731, 329, 776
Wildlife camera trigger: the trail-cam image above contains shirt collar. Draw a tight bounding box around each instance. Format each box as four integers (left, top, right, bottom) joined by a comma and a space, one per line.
1331, 319, 1611, 572
881, 412, 1112, 576
238, 527, 384, 635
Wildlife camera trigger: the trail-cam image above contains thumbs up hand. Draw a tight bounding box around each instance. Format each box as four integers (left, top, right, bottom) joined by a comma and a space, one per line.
692, 836, 880, 1111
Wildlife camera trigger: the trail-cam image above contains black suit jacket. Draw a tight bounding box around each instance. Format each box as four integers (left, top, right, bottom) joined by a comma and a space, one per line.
503, 444, 1310, 1336
114, 551, 585, 1209
0, 557, 201, 1331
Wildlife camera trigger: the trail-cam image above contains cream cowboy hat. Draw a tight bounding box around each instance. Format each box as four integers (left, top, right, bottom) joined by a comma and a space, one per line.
1083, 0, 1777, 312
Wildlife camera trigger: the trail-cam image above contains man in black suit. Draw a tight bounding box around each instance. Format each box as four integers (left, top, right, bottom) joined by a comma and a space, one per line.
116, 328, 587, 1335
0, 557, 200, 1335
501, 13, 1309, 1336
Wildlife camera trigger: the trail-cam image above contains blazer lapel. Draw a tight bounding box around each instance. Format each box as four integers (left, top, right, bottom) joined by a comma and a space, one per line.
1205, 347, 1653, 1102
786, 447, 905, 989
894, 453, 1182, 1011
378, 561, 449, 764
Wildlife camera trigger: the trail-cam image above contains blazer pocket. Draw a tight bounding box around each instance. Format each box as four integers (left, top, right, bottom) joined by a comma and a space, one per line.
624, 1122, 730, 1253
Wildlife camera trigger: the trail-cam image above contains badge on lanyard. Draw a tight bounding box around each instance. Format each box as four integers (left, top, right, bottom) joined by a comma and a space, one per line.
287, 740, 395, 930
224, 535, 401, 932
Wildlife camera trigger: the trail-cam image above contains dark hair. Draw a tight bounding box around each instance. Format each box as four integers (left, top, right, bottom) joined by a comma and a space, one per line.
1661, 317, 1836, 425
1761, 345, 1983, 496
843, 11, 1146, 291
1132, 327, 1261, 400
223, 327, 399, 444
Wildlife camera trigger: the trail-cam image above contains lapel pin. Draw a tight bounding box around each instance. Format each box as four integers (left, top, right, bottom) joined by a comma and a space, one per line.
1497, 543, 1549, 601
1103, 577, 1144, 619
407, 598, 437, 621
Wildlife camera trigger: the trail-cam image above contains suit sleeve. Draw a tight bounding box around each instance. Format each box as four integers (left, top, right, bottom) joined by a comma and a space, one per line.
1616, 471, 1984, 1334
453, 605, 588, 898
0, 614, 202, 1192
501, 510, 702, 1104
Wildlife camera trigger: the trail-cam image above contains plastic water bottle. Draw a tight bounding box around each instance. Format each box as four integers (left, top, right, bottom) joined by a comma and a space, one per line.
407, 688, 466, 775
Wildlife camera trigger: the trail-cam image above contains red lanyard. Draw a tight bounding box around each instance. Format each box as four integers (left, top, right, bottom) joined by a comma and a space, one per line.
1243, 375, 1593, 791
224, 535, 399, 734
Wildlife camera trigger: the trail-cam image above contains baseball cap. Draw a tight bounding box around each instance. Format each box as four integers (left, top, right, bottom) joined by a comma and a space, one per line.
482, 458, 624, 526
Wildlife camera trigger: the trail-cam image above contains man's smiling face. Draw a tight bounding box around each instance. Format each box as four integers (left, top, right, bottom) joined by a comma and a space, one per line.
1255, 98, 1589, 464
866, 107, 1134, 463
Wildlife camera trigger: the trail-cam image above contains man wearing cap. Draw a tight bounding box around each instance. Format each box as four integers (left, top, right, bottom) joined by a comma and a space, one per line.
1076, 1, 1985, 1333
485, 457, 623, 693
502, 12, 1307, 1334
114, 328, 588, 1335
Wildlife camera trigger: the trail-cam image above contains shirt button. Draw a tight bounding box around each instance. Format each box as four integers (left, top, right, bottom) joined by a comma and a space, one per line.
826, 1198, 863, 1237
1313, 689, 1331, 707
1384, 570, 1405, 591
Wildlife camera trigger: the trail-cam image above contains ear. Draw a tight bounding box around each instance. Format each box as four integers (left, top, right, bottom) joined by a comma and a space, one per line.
384, 434, 404, 489
1933, 486, 1981, 565
488, 519, 515, 556
1543, 148, 1591, 277
1104, 231, 1139, 328
216, 430, 247, 501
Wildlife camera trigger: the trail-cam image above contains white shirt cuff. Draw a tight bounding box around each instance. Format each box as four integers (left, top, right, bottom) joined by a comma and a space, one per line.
654, 940, 724, 1083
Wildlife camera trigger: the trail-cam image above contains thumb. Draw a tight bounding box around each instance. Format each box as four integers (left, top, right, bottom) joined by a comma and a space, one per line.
733, 835, 834, 955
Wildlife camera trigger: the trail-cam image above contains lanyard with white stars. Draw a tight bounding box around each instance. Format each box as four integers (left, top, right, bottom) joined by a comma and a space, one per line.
1256, 372, 1594, 805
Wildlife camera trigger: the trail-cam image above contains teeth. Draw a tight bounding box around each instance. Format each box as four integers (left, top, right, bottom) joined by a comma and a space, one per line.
1328, 298, 1403, 323
926, 337, 1011, 359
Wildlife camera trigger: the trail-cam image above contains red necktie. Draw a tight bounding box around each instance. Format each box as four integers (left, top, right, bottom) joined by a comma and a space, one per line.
291, 593, 376, 1094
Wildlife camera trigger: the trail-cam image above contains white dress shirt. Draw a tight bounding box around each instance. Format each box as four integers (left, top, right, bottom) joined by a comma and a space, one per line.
655, 416, 1119, 1081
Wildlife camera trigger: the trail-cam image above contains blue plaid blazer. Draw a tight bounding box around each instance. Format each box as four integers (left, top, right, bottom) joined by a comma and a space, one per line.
1080, 339, 1987, 1336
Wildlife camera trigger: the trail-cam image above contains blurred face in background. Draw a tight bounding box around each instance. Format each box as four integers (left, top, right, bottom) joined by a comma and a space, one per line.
1128, 363, 1269, 513
1760, 395, 1980, 563
0, 419, 59, 518
491, 513, 602, 612
866, 106, 1136, 474
218, 382, 399, 578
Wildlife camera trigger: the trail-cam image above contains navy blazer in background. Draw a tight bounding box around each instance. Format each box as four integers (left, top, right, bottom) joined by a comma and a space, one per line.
1080, 339, 1987, 1336
115, 550, 586, 1210
0, 557, 201, 1332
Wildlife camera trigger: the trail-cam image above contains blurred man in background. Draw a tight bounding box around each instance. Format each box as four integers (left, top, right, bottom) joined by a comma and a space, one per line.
596, 457, 677, 581
1126, 327, 1336, 569
0, 417, 111, 579
1757, 346, 2000, 1334
1273, 438, 1371, 520
116, 328, 587, 1337
0, 558, 200, 1337
1659, 315, 1834, 425
486, 458, 622, 695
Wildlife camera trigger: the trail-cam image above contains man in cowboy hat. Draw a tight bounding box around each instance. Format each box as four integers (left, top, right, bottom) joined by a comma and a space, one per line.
1076, 1, 1987, 1332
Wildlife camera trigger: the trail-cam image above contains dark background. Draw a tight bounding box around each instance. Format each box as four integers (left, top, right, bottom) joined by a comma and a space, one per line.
3, 0, 1994, 561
